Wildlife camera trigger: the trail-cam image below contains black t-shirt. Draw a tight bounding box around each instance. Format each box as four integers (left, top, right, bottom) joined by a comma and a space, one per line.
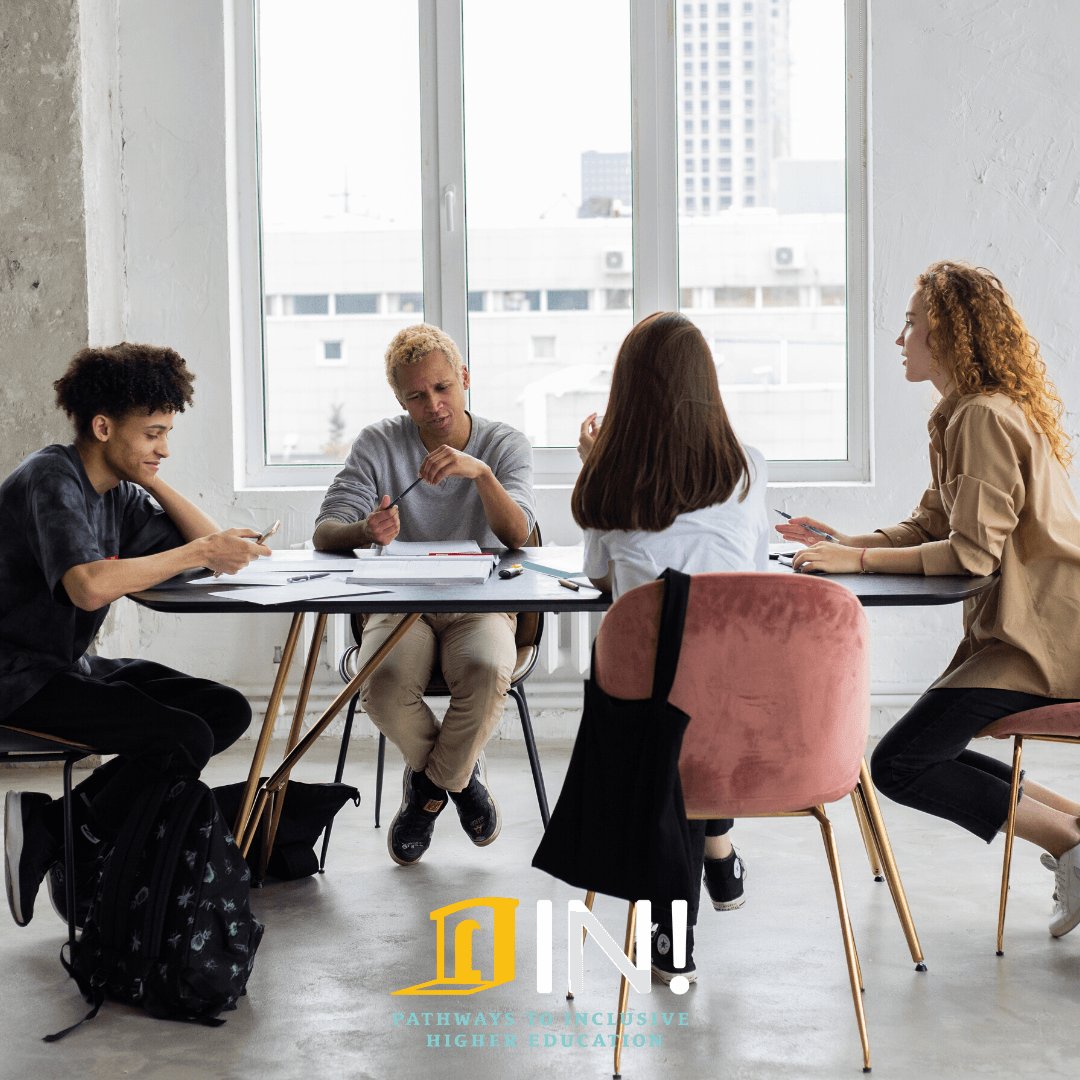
0, 444, 184, 718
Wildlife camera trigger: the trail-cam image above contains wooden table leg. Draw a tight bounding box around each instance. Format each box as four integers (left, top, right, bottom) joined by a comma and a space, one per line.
239, 613, 422, 859
233, 612, 304, 841
260, 613, 327, 878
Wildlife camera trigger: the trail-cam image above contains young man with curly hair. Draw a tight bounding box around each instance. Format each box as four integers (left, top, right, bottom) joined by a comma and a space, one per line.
2, 343, 269, 928
313, 324, 535, 866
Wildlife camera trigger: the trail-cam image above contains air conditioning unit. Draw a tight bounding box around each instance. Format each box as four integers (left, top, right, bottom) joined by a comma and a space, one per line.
771, 245, 805, 270
603, 250, 630, 273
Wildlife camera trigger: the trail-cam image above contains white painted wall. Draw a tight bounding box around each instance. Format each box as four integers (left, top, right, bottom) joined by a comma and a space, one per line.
89, 0, 1080, 737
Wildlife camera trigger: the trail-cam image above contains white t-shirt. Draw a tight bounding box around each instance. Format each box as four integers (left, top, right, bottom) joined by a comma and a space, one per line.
582, 444, 769, 600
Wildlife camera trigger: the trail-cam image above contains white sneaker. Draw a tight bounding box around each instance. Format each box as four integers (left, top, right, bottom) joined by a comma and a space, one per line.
1042, 844, 1080, 938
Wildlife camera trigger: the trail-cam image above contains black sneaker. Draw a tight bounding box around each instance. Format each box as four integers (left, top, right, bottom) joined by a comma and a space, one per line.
4, 791, 59, 927
650, 922, 696, 984
388, 766, 446, 866
47, 854, 102, 931
448, 754, 501, 847
703, 848, 747, 911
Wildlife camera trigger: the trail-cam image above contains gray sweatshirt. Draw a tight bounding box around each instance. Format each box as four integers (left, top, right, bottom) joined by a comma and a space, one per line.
316, 413, 536, 548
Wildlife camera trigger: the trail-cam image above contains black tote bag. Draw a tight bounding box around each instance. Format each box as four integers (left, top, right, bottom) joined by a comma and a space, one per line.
532, 567, 696, 906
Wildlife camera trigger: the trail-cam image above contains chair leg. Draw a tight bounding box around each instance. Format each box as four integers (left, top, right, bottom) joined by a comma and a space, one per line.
850, 787, 884, 881
62, 757, 78, 951
857, 759, 927, 970
996, 736, 1025, 956
812, 806, 871, 1074
375, 733, 386, 828
567, 890, 596, 1000
319, 691, 360, 872
613, 901, 636, 1080
509, 684, 549, 827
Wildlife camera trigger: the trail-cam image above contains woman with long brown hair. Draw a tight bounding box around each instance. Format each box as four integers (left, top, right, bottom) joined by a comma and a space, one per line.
777, 261, 1080, 937
573, 310, 769, 984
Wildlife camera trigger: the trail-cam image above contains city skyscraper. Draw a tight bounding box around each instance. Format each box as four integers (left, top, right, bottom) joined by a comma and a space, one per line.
678, 0, 791, 215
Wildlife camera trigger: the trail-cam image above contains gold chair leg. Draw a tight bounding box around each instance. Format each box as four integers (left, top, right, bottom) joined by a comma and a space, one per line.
850, 787, 884, 881
233, 612, 304, 841
567, 890, 596, 1000
262, 613, 327, 874
613, 901, 636, 1080
812, 806, 871, 1074
858, 759, 927, 969
996, 736, 1025, 956
239, 613, 423, 855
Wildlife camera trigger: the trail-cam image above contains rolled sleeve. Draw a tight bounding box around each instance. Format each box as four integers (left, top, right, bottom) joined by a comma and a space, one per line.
492, 434, 536, 537
315, 444, 380, 529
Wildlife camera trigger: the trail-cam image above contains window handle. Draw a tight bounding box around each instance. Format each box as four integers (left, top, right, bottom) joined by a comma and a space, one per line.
442, 185, 456, 233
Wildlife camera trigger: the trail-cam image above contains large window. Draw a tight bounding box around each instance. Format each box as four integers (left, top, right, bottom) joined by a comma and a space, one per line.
241, 0, 867, 486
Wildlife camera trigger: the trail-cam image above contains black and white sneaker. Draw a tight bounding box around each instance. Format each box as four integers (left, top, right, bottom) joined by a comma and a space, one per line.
703, 848, 747, 911
649, 922, 697, 984
448, 754, 501, 847
4, 791, 59, 927
388, 766, 446, 866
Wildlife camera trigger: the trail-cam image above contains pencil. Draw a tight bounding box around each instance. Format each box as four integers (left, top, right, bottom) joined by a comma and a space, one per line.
388, 476, 423, 509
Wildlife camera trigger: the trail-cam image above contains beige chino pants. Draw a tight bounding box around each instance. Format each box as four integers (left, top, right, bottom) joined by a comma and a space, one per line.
357, 610, 517, 792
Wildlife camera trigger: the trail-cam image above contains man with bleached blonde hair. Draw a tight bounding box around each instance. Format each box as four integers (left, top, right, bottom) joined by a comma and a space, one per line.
313, 324, 535, 866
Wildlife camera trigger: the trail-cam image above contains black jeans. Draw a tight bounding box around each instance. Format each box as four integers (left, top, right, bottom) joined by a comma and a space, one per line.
870, 688, 1078, 844
6, 656, 251, 841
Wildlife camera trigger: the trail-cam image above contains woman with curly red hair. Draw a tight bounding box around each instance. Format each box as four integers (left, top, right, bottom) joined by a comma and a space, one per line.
777, 262, 1080, 938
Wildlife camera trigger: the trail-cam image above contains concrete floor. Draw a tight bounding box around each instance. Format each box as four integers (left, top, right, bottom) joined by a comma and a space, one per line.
3, 735, 1080, 1080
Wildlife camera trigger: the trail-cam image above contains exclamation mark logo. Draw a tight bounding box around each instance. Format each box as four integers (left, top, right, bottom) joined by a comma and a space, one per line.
669, 900, 690, 996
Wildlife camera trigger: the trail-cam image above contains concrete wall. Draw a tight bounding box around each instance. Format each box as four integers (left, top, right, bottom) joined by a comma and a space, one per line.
6, 0, 1080, 737
0, 0, 89, 476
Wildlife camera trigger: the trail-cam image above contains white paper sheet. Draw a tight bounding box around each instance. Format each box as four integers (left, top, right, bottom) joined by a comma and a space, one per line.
208, 579, 386, 605
199, 550, 359, 579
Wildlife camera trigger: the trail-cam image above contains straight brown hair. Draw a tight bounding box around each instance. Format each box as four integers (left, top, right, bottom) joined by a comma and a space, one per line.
571, 311, 750, 532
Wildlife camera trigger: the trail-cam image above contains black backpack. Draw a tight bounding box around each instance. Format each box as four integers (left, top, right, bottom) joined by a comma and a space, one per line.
47, 776, 264, 1041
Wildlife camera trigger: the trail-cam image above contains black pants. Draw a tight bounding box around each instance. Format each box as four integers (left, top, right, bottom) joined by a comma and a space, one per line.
6, 656, 251, 842
870, 687, 1078, 844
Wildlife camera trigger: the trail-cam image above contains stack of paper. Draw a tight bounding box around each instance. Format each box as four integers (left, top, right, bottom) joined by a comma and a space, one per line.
355, 540, 483, 558
346, 555, 495, 586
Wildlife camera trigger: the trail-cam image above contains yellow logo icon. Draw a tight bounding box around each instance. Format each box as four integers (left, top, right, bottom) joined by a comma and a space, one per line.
394, 896, 518, 996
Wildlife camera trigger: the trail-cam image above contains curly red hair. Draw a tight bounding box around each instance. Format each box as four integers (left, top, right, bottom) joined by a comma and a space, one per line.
917, 261, 1071, 469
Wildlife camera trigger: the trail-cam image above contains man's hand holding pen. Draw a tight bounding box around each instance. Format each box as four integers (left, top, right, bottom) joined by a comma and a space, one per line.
365, 495, 401, 546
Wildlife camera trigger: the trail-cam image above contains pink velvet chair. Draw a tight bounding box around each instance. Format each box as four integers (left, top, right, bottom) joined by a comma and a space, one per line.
591, 572, 884, 1074
978, 703, 1080, 954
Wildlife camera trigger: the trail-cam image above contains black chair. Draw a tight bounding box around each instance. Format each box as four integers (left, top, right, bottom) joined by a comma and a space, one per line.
0, 725, 98, 949
319, 527, 550, 870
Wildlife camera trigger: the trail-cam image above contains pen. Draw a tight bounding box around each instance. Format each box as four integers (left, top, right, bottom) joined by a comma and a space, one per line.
558, 578, 580, 591
775, 509, 838, 543
287, 572, 330, 582
388, 476, 423, 509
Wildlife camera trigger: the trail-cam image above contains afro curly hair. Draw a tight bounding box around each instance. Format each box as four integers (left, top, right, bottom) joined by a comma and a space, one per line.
53, 343, 196, 437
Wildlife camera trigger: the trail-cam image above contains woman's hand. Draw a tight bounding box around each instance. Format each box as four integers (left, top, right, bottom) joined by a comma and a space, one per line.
791, 542, 863, 574
577, 413, 600, 464
774, 515, 851, 547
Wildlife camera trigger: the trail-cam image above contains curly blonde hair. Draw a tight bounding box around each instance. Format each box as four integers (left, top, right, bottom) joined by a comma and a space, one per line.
384, 324, 464, 393
917, 261, 1072, 469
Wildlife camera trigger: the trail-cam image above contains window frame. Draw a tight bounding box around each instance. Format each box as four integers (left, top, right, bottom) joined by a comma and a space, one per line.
231, 0, 870, 489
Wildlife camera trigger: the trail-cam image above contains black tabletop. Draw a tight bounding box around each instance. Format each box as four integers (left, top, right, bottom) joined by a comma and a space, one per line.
128, 546, 996, 615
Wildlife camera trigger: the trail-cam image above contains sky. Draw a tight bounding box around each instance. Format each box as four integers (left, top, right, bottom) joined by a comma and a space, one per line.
258, 0, 846, 229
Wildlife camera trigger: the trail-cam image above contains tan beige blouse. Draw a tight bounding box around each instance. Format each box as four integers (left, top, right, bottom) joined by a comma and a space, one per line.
877, 391, 1080, 697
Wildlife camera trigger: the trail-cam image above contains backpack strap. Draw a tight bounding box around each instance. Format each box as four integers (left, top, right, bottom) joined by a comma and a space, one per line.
650, 567, 692, 704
